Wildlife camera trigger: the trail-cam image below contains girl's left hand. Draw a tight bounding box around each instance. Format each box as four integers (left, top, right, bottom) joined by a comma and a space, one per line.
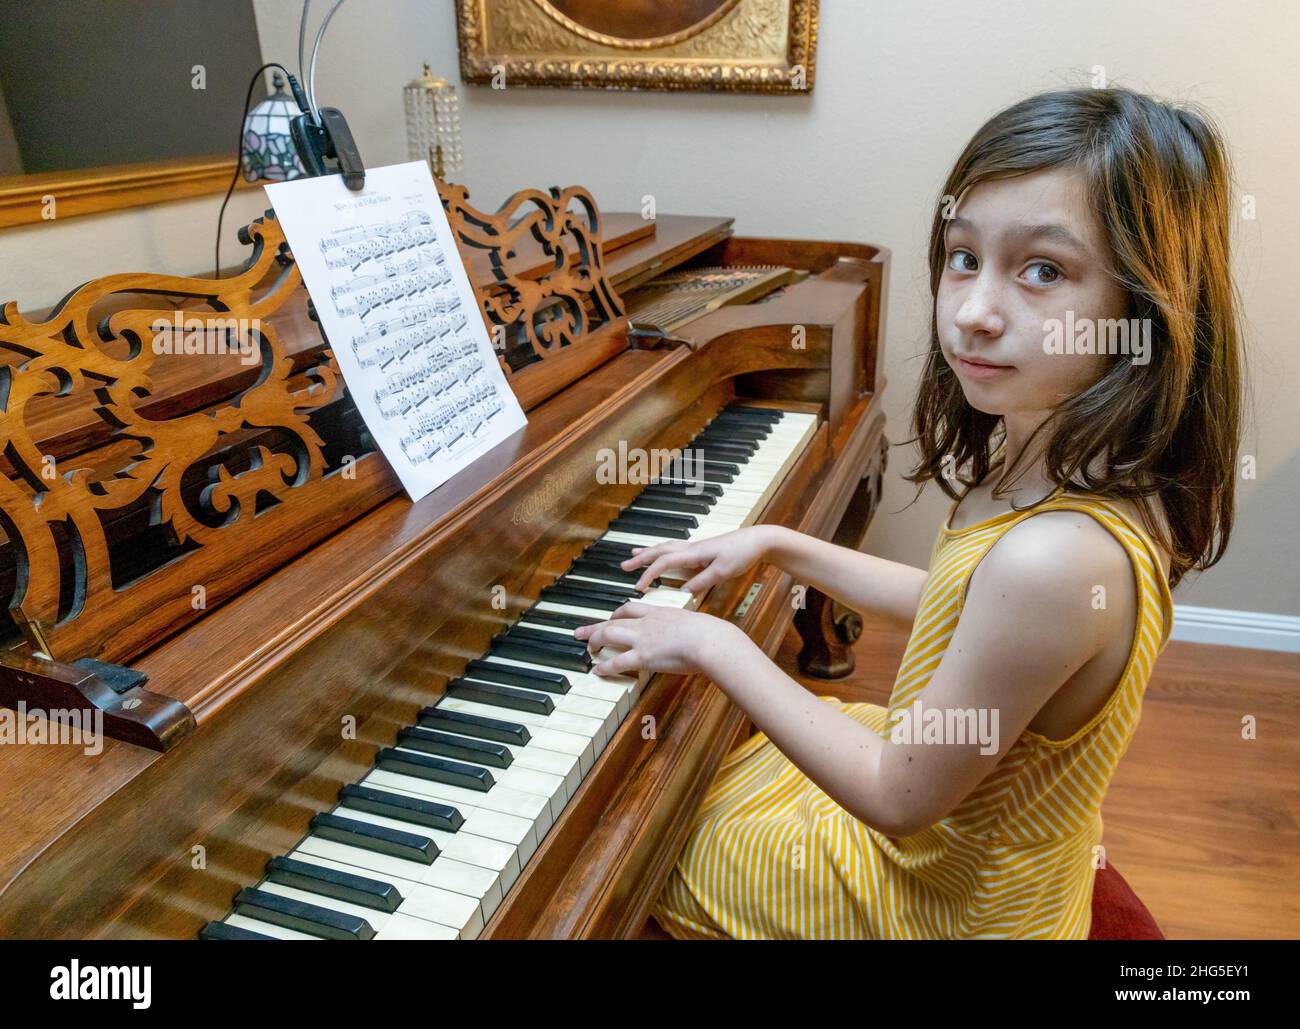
573, 601, 747, 678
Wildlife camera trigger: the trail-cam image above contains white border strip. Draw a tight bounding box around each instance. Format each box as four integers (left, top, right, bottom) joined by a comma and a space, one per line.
1171, 604, 1300, 653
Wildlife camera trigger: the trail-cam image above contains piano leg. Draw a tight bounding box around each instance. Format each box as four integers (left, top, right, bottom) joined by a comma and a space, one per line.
795, 431, 887, 679
794, 588, 860, 679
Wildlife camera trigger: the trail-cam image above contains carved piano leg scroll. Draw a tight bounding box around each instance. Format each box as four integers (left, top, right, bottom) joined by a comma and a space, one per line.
794, 588, 858, 679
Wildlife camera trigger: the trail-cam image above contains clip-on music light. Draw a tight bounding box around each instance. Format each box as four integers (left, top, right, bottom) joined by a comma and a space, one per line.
288, 0, 365, 190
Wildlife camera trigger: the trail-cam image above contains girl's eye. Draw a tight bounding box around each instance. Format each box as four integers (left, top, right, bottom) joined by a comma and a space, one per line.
1024, 261, 1063, 285
946, 248, 977, 273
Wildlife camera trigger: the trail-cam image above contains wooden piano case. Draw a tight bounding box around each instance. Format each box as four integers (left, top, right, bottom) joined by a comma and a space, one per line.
0, 176, 888, 938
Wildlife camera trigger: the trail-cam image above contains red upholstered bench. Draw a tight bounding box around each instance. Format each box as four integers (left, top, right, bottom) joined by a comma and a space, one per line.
1089, 863, 1164, 939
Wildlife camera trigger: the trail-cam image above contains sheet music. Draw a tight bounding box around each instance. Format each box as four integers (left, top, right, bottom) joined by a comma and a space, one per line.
265, 162, 527, 502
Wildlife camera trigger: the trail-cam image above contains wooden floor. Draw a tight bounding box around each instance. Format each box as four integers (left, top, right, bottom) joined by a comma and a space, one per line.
641, 616, 1300, 939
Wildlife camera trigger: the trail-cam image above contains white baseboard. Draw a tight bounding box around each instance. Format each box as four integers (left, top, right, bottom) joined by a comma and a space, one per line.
1171, 604, 1300, 653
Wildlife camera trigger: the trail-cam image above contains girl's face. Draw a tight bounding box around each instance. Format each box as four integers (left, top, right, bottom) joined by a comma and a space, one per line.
936, 166, 1129, 418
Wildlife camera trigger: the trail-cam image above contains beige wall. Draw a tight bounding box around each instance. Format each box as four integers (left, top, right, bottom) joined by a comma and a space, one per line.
2, 0, 1296, 617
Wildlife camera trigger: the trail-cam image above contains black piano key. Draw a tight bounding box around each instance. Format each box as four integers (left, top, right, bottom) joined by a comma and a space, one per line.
555, 576, 642, 602
339, 783, 465, 831
667, 457, 742, 478
705, 413, 772, 428
627, 496, 712, 516
683, 446, 754, 464
417, 706, 531, 746
398, 725, 513, 768
582, 542, 638, 563
497, 624, 591, 654
688, 428, 759, 446
695, 432, 765, 449
695, 456, 746, 472
444, 677, 555, 715
707, 414, 774, 433
310, 811, 440, 864
567, 557, 656, 584
610, 512, 699, 534
692, 432, 762, 450
520, 607, 602, 630
464, 657, 570, 692
697, 426, 768, 442
649, 477, 728, 494
266, 855, 403, 913
233, 887, 375, 941
644, 480, 724, 498
608, 517, 691, 540
487, 639, 593, 672
718, 405, 784, 423
200, 921, 275, 940
376, 745, 497, 793
538, 585, 626, 611
638, 484, 718, 504
661, 462, 733, 484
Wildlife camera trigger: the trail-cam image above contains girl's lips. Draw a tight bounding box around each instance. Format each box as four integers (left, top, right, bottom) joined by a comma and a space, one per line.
955, 356, 1014, 381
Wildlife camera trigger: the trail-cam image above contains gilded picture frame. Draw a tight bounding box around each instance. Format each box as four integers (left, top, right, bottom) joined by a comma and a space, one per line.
455, 0, 818, 94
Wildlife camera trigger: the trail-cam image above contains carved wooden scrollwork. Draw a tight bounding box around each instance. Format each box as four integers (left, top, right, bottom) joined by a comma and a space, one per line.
0, 213, 398, 664
435, 179, 624, 373
0, 178, 621, 665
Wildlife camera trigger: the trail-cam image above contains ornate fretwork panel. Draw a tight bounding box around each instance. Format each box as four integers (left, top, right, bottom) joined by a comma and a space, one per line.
0, 178, 622, 665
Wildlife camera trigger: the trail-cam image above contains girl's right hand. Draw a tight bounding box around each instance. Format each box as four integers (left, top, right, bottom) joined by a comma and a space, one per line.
622, 525, 780, 595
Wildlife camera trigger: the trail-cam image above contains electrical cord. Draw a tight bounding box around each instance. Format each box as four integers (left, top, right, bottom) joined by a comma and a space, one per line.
216, 1, 347, 277
214, 61, 297, 280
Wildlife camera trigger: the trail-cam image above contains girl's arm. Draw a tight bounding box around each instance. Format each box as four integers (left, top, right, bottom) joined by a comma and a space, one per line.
625, 525, 929, 631
765, 526, 929, 632
581, 512, 1133, 837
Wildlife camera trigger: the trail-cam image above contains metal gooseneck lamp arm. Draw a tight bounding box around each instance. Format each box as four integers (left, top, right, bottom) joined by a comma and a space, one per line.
289, 0, 367, 190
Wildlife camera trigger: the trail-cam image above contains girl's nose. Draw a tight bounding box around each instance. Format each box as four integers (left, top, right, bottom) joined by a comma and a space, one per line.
953, 277, 1006, 338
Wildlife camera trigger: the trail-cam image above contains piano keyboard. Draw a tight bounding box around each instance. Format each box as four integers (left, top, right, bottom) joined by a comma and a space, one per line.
201, 404, 818, 940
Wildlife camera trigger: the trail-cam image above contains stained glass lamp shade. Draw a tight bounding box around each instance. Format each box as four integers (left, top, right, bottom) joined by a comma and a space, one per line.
242, 71, 306, 183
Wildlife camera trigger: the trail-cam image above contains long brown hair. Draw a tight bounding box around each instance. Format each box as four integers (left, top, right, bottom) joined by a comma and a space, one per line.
906, 87, 1243, 588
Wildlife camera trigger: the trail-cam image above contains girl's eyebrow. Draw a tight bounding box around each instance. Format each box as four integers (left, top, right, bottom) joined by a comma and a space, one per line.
948, 215, 1089, 256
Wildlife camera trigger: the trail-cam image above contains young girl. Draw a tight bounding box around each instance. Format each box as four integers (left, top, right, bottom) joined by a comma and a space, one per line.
574, 86, 1241, 939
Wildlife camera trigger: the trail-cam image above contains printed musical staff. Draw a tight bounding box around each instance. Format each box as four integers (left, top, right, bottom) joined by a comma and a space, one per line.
266, 162, 526, 502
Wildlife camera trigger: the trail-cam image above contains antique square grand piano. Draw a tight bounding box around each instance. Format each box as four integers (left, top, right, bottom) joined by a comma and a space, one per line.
0, 177, 888, 938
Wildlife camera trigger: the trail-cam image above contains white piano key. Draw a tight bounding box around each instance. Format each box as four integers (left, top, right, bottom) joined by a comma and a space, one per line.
224, 912, 324, 940
255, 877, 484, 939
295, 826, 520, 902
454, 673, 620, 744
374, 912, 461, 940
285, 847, 504, 926
477, 650, 634, 715
448, 687, 607, 746
432, 729, 584, 798
362, 766, 553, 835
436, 695, 602, 770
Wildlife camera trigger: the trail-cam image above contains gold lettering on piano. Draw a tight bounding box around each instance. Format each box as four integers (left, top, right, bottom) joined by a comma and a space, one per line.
511, 465, 579, 525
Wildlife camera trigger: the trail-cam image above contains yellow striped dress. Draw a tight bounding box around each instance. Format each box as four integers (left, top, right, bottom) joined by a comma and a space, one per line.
651, 489, 1175, 939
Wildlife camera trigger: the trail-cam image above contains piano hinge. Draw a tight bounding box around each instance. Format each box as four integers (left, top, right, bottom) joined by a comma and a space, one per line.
732, 581, 763, 620
627, 323, 698, 352
0, 633, 196, 752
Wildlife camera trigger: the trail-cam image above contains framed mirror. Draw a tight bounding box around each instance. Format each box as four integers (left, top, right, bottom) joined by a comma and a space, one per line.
0, 0, 267, 228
